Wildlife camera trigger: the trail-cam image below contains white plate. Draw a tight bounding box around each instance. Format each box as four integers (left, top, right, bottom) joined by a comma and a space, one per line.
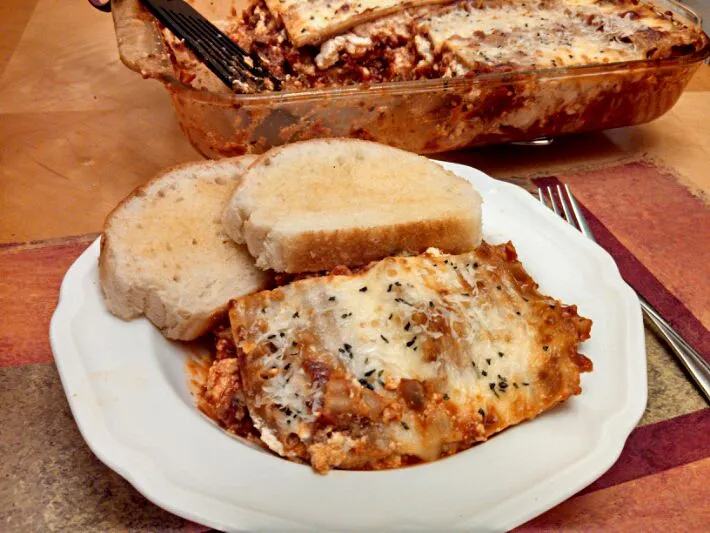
50, 162, 646, 532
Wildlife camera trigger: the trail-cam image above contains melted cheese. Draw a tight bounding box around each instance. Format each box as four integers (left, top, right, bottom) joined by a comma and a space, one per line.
229, 243, 593, 471
243, 251, 536, 413
417, 0, 684, 70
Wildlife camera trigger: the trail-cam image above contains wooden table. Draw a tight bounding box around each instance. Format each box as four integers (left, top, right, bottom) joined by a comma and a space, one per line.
1, 1, 708, 531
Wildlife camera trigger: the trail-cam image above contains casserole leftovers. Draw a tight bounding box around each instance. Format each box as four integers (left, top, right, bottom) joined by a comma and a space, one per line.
114, 0, 709, 156
173, 0, 710, 93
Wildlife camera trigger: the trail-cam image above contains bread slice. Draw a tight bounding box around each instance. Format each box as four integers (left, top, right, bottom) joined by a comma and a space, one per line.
222, 139, 482, 273
99, 156, 269, 341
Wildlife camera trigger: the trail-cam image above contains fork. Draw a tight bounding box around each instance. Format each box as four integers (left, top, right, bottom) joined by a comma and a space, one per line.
538, 184, 710, 402
140, 0, 281, 91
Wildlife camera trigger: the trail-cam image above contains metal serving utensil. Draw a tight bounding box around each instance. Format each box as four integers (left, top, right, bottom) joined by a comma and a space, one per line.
90, 0, 281, 91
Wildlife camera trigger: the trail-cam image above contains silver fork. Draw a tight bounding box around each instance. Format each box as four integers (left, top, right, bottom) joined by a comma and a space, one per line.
538, 184, 710, 402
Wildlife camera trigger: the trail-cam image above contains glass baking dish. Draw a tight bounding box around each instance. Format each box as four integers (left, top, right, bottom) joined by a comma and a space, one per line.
111, 0, 710, 157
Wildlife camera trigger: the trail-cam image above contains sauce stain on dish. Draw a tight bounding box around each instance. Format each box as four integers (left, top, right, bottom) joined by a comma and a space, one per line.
184, 344, 212, 400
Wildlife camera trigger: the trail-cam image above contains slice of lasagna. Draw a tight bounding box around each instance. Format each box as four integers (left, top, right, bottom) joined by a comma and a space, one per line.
217, 242, 592, 473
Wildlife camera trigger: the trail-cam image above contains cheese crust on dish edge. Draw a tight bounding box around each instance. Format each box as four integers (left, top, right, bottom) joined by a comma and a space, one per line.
200, 242, 592, 473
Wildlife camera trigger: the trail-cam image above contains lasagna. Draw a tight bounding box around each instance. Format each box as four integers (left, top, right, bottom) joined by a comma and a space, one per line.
208, 0, 708, 92
199, 243, 592, 473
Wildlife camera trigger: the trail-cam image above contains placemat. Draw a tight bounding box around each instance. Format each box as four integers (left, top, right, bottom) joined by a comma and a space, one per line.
519, 158, 710, 530
0, 159, 707, 531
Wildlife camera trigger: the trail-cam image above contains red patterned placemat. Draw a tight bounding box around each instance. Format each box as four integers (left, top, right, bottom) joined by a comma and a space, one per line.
517, 158, 710, 530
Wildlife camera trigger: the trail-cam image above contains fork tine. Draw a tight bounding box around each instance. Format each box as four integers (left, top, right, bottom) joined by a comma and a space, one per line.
556, 184, 576, 226
563, 184, 597, 242
537, 187, 547, 207
546, 187, 561, 216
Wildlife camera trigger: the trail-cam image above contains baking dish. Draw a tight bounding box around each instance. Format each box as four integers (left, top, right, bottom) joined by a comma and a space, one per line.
111, 0, 710, 157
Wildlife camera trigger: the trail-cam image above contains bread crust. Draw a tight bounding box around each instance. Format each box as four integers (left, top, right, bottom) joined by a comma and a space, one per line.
266, 215, 479, 272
